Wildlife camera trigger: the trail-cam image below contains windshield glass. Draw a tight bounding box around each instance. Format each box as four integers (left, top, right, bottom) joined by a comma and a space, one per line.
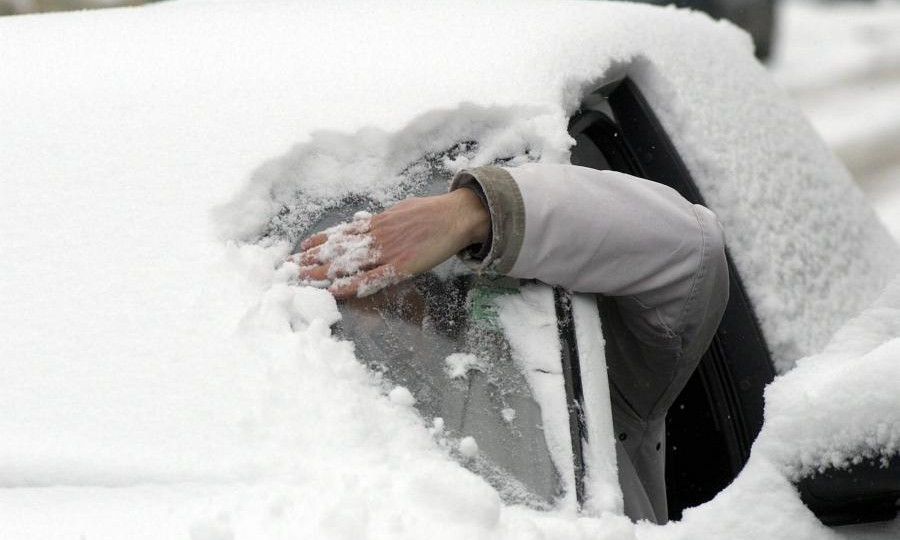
335, 269, 560, 508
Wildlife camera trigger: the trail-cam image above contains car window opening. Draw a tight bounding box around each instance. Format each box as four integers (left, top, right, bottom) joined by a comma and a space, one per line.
570, 77, 898, 525
569, 77, 776, 520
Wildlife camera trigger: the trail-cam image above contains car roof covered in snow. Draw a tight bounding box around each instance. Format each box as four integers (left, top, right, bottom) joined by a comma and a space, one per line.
0, 1, 897, 539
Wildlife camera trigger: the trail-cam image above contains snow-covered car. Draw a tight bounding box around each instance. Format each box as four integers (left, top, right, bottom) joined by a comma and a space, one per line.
1, 1, 898, 539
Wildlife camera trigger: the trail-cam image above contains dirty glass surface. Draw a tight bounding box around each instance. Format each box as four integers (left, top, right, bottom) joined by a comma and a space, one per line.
293, 158, 562, 509
334, 269, 560, 507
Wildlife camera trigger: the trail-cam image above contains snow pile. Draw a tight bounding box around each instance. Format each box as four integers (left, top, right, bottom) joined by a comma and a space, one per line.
459, 436, 480, 459
388, 386, 417, 407
1, 0, 898, 538
215, 103, 566, 247
755, 275, 900, 477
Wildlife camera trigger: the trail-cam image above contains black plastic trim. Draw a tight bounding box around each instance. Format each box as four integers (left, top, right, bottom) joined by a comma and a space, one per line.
555, 287, 586, 506
798, 455, 900, 526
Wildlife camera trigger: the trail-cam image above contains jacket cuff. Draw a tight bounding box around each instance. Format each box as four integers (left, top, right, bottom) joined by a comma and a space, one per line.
456, 183, 494, 261
450, 166, 526, 273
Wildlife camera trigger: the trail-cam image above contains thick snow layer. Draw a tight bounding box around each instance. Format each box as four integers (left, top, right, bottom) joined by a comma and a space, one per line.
1, 0, 898, 539
755, 276, 900, 478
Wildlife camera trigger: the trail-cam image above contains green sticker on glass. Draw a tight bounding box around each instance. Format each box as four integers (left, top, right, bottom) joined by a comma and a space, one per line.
467, 275, 520, 332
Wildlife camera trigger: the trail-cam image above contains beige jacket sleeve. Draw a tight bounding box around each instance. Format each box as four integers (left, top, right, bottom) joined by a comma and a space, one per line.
451, 163, 729, 348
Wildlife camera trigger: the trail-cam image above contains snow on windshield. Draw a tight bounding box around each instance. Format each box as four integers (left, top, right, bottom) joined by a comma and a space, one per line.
1, 0, 898, 539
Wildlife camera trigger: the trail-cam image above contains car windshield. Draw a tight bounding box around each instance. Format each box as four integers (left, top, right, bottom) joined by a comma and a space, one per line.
294, 162, 562, 509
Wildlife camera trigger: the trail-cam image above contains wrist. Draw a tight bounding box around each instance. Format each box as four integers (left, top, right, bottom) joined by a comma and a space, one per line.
447, 187, 491, 247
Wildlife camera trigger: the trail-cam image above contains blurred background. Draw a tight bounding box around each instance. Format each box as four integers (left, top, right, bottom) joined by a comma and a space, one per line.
1, 0, 897, 238
768, 0, 900, 239
0, 0, 147, 13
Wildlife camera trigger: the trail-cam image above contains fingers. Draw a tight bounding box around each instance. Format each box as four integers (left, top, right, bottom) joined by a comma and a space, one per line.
288, 245, 322, 266
299, 232, 327, 251
289, 205, 423, 298
296, 253, 379, 283
328, 265, 406, 299
291, 224, 380, 286
299, 219, 371, 251
297, 262, 331, 282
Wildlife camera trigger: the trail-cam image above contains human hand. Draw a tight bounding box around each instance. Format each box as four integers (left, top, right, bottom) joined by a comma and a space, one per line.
291, 188, 490, 299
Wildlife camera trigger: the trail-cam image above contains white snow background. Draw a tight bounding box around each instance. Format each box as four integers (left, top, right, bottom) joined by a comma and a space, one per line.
0, 0, 898, 539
